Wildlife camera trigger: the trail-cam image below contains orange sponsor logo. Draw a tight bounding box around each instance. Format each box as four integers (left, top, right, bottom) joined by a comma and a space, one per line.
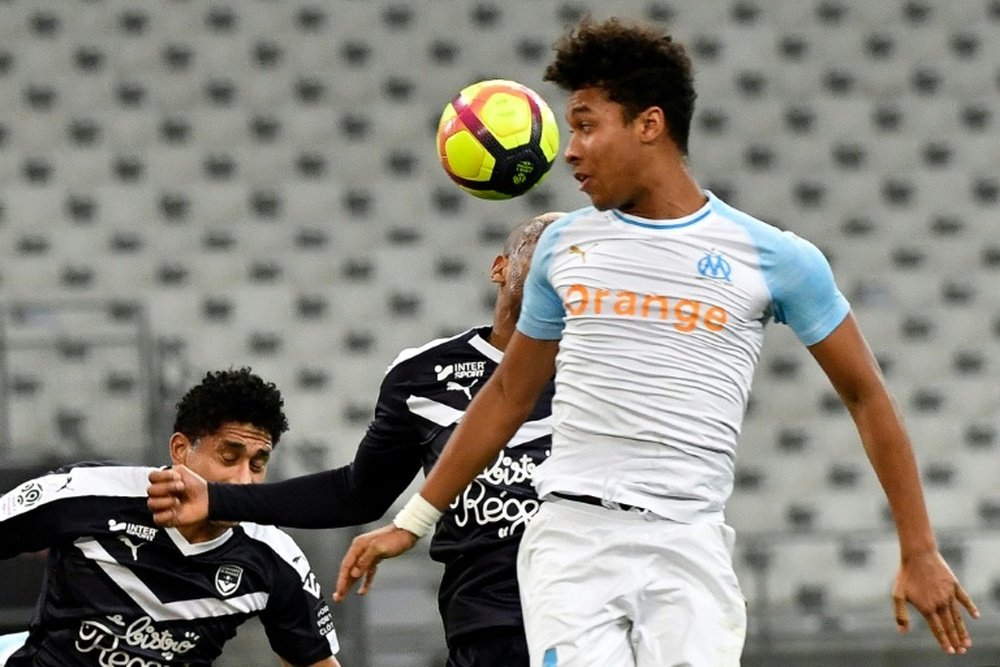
564, 283, 728, 333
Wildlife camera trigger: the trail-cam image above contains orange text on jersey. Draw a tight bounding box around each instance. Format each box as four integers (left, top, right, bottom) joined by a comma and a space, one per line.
563, 283, 728, 333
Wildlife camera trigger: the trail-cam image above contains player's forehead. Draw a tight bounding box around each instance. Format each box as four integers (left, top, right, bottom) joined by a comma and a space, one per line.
566, 87, 615, 118
201, 422, 273, 452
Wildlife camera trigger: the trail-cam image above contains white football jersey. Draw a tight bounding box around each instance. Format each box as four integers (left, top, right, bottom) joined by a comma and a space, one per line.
517, 192, 850, 523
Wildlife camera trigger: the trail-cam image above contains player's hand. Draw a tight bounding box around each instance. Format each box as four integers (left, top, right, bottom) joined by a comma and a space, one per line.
146, 465, 210, 528
891, 549, 979, 655
333, 524, 418, 602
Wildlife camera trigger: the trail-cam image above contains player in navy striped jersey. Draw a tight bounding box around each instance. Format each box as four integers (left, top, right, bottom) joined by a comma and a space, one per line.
148, 213, 562, 666
0, 368, 340, 667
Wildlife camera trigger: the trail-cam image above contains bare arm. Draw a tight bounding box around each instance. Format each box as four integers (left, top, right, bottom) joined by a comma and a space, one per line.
809, 313, 977, 653
809, 314, 933, 555
334, 332, 558, 599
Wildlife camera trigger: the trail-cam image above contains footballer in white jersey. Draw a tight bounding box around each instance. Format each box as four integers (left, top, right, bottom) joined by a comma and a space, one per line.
335, 16, 976, 666
510, 193, 850, 665
518, 192, 850, 523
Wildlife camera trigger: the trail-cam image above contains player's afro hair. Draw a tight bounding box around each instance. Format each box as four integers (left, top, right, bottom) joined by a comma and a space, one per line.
173, 367, 289, 446
544, 16, 697, 154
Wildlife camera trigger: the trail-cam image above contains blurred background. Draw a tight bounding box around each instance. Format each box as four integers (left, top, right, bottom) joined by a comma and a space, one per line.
0, 0, 999, 665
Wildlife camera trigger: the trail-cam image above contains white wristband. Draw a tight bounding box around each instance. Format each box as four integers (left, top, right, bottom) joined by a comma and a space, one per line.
392, 493, 443, 538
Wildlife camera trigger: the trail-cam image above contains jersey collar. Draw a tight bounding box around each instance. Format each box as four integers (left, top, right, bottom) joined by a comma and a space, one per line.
165, 526, 234, 556
611, 192, 713, 230
468, 329, 503, 363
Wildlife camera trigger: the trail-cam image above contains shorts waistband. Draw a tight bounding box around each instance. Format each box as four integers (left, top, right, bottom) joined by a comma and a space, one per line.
549, 491, 648, 513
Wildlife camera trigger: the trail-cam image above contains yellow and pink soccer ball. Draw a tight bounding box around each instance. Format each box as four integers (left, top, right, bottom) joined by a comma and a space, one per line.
436, 79, 560, 200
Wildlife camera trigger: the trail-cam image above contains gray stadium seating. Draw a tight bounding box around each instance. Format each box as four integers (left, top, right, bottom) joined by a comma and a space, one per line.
1, 1, 999, 665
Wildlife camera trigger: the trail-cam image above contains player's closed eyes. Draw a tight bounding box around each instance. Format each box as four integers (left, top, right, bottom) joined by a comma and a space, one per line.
218, 452, 267, 469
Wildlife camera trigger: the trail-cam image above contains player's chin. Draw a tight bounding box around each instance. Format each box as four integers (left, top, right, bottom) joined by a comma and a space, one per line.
584, 188, 618, 211
588, 195, 614, 211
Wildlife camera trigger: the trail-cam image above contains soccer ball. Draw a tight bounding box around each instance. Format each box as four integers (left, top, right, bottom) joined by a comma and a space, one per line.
436, 79, 560, 200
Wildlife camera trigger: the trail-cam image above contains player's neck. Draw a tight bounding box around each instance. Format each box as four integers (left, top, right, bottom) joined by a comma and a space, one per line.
621, 155, 705, 220
487, 283, 521, 351
177, 521, 231, 544
489, 308, 516, 352
488, 324, 511, 352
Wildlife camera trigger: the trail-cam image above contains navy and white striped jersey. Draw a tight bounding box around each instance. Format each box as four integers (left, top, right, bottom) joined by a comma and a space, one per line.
0, 463, 338, 666
210, 326, 555, 644
377, 327, 554, 641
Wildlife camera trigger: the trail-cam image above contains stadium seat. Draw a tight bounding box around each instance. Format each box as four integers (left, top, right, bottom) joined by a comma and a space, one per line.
922, 485, 979, 532
727, 483, 792, 535
762, 538, 838, 610
960, 534, 1000, 604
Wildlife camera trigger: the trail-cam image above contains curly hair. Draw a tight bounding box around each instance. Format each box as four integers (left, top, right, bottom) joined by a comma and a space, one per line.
173, 367, 289, 445
544, 17, 697, 154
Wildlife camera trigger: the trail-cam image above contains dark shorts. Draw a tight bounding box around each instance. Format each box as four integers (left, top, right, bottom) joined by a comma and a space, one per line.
446, 628, 529, 667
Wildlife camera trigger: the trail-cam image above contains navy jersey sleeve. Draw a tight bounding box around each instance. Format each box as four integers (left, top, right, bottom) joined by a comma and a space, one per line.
262, 580, 337, 665
0, 466, 144, 558
0, 473, 70, 557
210, 360, 426, 527
246, 526, 339, 664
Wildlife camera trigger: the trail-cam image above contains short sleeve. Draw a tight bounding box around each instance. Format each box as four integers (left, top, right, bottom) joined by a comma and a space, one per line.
257, 532, 340, 664
516, 217, 569, 340
765, 232, 850, 345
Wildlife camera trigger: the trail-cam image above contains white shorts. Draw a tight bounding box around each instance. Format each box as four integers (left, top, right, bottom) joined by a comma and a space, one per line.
0, 631, 28, 665
517, 499, 746, 667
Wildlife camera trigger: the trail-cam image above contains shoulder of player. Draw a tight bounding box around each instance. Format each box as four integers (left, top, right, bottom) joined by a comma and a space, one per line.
1, 464, 152, 521
384, 327, 489, 375
706, 194, 824, 262
238, 522, 314, 574
62, 463, 154, 491
537, 207, 594, 244
7, 463, 151, 500
529, 208, 606, 272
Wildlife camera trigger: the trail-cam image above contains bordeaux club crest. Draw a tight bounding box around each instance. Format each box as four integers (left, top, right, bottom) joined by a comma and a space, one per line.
215, 564, 244, 597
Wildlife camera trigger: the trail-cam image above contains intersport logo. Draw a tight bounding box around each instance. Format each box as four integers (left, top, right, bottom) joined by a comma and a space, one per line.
435, 361, 486, 381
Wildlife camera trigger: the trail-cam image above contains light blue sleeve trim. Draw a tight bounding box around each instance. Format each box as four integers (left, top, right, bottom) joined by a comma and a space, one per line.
711, 195, 850, 345
0, 631, 29, 663
516, 210, 585, 340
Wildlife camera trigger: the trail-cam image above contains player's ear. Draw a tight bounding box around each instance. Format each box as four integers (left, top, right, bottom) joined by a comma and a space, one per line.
490, 255, 508, 285
168, 432, 193, 466
635, 106, 666, 143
